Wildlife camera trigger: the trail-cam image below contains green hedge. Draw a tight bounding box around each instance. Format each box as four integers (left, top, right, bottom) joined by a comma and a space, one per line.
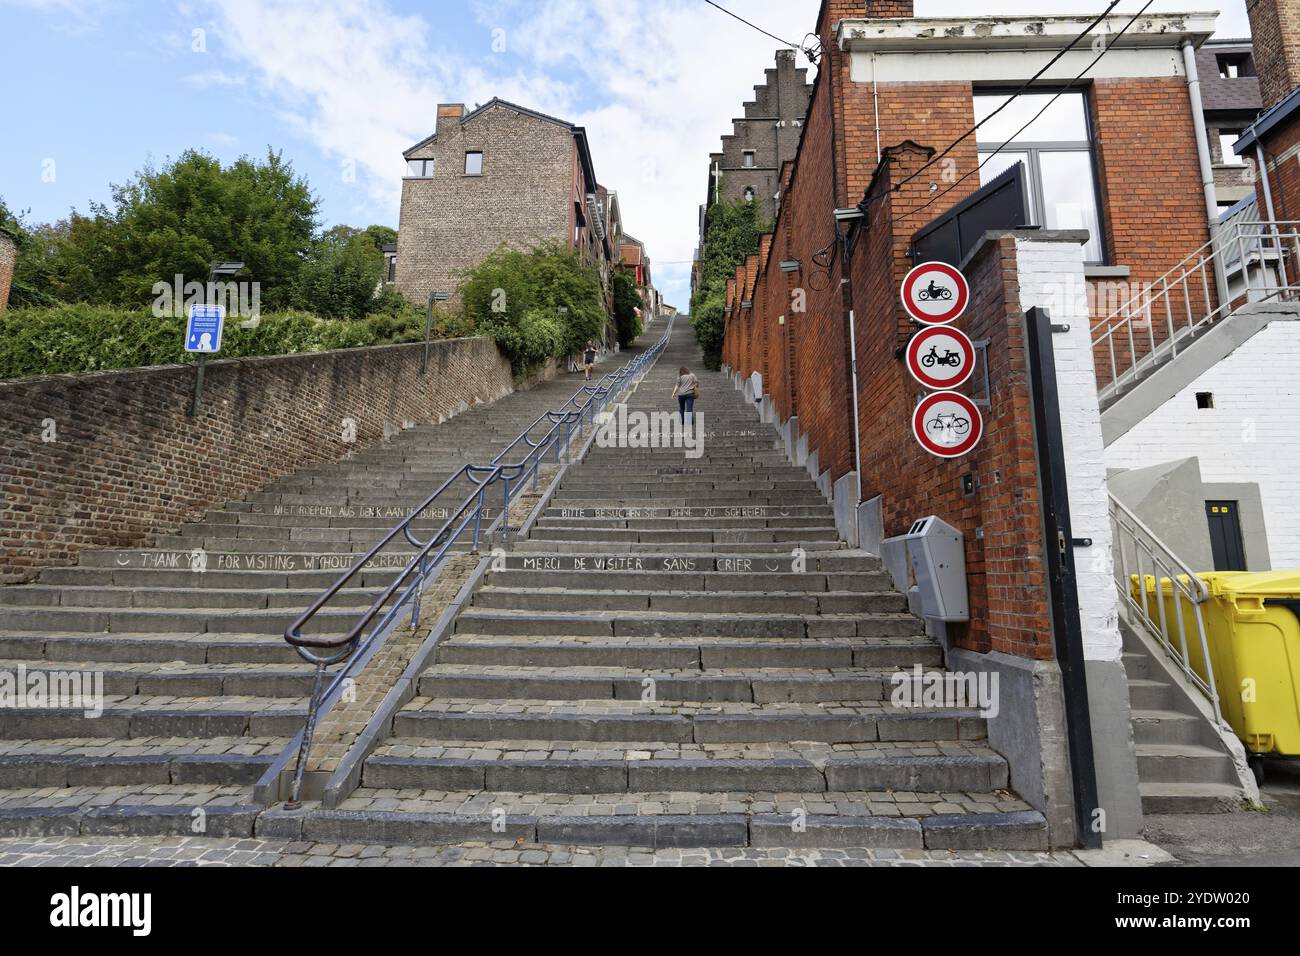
0, 304, 455, 378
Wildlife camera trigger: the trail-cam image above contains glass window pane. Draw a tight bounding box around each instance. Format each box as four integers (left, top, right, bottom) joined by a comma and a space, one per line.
974, 92, 1088, 145
978, 150, 1030, 188
406, 160, 424, 177
1039, 150, 1104, 262
465, 152, 483, 175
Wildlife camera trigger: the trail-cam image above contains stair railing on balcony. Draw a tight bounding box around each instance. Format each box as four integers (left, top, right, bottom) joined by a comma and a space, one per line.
1093, 220, 1300, 404
279, 320, 675, 805
1108, 493, 1223, 726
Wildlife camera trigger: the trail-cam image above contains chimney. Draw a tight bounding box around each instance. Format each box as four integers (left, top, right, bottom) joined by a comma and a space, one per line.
436, 103, 465, 130
864, 1, 914, 16
1246, 0, 1300, 109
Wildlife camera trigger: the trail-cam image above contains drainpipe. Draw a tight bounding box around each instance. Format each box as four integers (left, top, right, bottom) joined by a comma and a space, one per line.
1254, 143, 1279, 222
1182, 40, 1231, 308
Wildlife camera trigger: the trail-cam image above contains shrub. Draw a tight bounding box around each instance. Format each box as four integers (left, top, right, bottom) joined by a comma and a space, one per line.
0, 304, 436, 379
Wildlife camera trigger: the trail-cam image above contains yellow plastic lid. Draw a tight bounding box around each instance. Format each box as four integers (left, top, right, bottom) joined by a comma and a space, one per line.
1200, 571, 1300, 598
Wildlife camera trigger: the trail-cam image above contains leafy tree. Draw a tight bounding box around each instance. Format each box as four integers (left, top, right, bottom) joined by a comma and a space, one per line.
611, 268, 643, 348
689, 192, 766, 370
28, 150, 317, 310
293, 225, 385, 320
460, 242, 607, 372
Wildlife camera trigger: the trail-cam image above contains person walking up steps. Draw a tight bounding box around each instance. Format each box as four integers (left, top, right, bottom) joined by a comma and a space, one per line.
672, 365, 699, 425
583, 340, 598, 381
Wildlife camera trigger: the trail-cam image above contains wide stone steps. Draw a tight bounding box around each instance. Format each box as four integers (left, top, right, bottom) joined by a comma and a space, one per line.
0, 783, 264, 838
469, 586, 906, 614
0, 696, 304, 740
0, 584, 384, 610
0, 737, 285, 788
417, 665, 916, 703
433, 636, 939, 670
0, 631, 308, 665
360, 738, 1009, 794
485, 569, 894, 591
392, 699, 983, 743
452, 608, 921, 639
306, 788, 1048, 850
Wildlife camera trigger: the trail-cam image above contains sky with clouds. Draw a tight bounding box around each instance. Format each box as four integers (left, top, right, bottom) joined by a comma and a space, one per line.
1, 0, 1251, 309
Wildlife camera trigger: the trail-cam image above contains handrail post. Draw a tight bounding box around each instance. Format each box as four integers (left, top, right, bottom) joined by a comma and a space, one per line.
286, 661, 328, 809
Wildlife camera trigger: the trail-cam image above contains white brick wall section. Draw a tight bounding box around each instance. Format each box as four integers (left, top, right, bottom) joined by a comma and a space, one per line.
1106, 321, 1300, 566
1015, 238, 1123, 663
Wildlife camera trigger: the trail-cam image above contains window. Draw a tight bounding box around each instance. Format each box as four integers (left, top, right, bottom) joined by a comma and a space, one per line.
1217, 130, 1246, 166
387, 257, 397, 283
405, 159, 433, 178
465, 151, 483, 176
975, 91, 1105, 264
743, 150, 756, 168
1197, 392, 1215, 409
1216, 52, 1256, 79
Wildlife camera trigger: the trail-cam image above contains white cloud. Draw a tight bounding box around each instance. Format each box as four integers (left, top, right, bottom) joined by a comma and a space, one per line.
197, 0, 1250, 310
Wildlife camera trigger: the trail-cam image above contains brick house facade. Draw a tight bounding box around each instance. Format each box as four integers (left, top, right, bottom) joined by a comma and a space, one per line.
396, 99, 611, 307
718, 1, 1234, 842
701, 50, 812, 253
1239, 0, 1300, 227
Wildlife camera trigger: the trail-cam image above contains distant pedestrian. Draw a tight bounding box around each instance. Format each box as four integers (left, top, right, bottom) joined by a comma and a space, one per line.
672, 366, 699, 424
584, 340, 598, 380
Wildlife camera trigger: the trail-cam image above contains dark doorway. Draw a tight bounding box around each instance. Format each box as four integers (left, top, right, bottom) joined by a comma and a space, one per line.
1206, 501, 1248, 572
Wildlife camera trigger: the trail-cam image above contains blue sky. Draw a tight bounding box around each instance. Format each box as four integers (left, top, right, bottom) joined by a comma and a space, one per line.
0, 1, 1251, 310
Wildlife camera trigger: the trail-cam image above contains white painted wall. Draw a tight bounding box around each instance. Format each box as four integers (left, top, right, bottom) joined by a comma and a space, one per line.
1107, 321, 1300, 567
1015, 237, 1123, 663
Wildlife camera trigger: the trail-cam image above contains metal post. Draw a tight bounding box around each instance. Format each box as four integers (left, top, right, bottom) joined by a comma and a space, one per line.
187, 353, 208, 417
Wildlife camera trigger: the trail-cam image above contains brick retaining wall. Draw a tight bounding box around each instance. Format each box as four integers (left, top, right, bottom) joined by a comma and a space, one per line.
0, 337, 513, 582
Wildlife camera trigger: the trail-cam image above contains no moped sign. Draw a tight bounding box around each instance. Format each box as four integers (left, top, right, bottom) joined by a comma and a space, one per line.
901, 261, 969, 325
913, 391, 983, 459
906, 325, 976, 390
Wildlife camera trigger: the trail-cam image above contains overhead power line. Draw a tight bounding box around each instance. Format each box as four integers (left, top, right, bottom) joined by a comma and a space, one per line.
701, 0, 802, 52
902, 0, 1155, 223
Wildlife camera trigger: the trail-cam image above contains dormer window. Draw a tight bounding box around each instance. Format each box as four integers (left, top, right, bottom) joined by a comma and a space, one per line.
406, 159, 433, 178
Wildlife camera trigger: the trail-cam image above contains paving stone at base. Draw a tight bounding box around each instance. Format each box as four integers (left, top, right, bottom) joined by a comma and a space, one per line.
535, 814, 749, 849
303, 810, 535, 846
920, 812, 1050, 851
749, 815, 924, 849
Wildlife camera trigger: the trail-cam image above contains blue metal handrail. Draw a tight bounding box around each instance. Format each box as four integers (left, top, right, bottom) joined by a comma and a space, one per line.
280, 320, 673, 804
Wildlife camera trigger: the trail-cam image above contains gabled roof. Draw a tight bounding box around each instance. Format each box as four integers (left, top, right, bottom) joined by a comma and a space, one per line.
404, 97, 579, 157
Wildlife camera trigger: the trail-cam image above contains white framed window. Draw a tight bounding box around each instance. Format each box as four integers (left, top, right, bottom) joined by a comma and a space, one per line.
465, 151, 483, 176
975, 90, 1105, 264
406, 159, 433, 178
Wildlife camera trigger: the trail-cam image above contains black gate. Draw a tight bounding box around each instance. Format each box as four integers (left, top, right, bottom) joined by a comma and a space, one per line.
910, 163, 1029, 267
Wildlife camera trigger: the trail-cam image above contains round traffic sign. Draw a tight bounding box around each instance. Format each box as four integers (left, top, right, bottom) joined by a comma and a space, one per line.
906, 325, 976, 390
901, 261, 969, 325
912, 391, 983, 458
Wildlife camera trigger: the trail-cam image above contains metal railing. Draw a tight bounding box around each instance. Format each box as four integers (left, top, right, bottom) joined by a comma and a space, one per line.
280, 321, 674, 805
1108, 493, 1223, 726
1093, 220, 1300, 403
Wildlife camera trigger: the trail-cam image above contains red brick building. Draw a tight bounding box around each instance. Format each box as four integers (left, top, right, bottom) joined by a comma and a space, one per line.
720, 2, 1233, 843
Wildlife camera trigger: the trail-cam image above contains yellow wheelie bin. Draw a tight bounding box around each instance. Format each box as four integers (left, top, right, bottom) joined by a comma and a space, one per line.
1130, 571, 1300, 782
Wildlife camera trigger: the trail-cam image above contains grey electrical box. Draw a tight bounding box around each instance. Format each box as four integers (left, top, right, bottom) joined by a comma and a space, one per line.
897, 516, 969, 623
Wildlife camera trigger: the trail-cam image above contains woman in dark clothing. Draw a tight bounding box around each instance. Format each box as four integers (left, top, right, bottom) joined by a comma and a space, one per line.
672, 366, 699, 424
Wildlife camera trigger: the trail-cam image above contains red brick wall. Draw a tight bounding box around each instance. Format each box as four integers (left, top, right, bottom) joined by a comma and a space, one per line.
0, 338, 514, 583
1087, 78, 1216, 386
1247, 0, 1300, 109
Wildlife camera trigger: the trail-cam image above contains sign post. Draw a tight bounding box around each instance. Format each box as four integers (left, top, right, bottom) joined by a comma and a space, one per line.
905, 325, 976, 391
185, 303, 225, 417
912, 391, 984, 459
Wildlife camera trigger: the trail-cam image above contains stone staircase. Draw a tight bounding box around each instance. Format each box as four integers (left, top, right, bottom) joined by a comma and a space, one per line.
311, 326, 1049, 850
0, 369, 597, 836
1122, 625, 1247, 813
